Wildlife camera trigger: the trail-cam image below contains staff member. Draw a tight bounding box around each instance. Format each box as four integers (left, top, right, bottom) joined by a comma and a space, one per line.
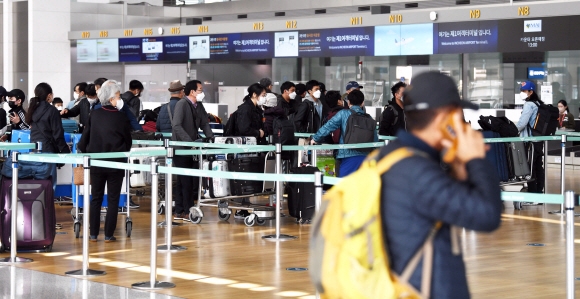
78, 80, 132, 242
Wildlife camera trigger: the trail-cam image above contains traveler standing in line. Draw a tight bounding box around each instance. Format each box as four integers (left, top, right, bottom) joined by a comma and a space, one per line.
311, 90, 378, 177
67, 82, 88, 110
236, 83, 267, 143
26, 83, 71, 189
295, 83, 307, 104
60, 84, 100, 133
97, 78, 143, 132
122, 79, 144, 118
379, 82, 407, 136
380, 72, 501, 298
341, 81, 363, 105
157, 80, 185, 133
557, 99, 575, 130
260, 77, 274, 93
263, 93, 286, 137
294, 80, 327, 133
171, 80, 214, 221
7, 89, 30, 131
52, 98, 64, 110
276, 81, 299, 117
77, 80, 132, 242
94, 78, 108, 92
516, 81, 544, 193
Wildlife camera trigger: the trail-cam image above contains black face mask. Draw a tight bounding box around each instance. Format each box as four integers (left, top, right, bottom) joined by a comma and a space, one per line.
8, 101, 17, 109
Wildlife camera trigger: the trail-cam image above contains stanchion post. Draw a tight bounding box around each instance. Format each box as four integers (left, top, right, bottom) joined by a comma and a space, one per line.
314, 172, 323, 212
550, 134, 567, 214
158, 144, 186, 252
311, 147, 317, 166
263, 143, 296, 242
132, 158, 175, 290
565, 190, 575, 299
66, 156, 105, 276
544, 140, 548, 194
0, 152, 32, 264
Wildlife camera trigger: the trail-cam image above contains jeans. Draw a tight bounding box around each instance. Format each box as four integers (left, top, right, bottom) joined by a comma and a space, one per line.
174, 155, 199, 215
338, 156, 366, 178
89, 170, 124, 237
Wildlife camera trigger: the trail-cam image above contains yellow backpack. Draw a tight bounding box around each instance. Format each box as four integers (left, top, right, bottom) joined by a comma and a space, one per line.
309, 147, 441, 299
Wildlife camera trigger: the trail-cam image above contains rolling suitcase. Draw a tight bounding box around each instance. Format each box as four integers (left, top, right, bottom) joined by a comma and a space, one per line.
0, 178, 55, 252
482, 131, 509, 182
214, 136, 258, 160
287, 166, 318, 222
228, 157, 265, 195
506, 142, 531, 180
202, 160, 230, 198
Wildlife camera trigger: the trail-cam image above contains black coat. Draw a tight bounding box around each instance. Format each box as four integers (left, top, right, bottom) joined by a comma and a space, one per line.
379, 100, 406, 136
30, 101, 70, 154
63, 98, 99, 133
77, 105, 132, 173
276, 94, 300, 117
235, 99, 265, 142
121, 91, 141, 118
294, 99, 328, 134
263, 106, 286, 136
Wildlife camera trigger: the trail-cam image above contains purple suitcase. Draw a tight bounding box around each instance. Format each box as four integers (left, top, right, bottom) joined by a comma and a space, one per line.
0, 178, 55, 252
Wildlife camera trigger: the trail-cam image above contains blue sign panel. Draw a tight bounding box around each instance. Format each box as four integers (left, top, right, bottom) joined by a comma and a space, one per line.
118, 38, 142, 62
434, 20, 498, 54
528, 67, 547, 79
326, 27, 374, 57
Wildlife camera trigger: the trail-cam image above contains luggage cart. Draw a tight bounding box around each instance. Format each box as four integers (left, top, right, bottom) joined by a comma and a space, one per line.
501, 142, 536, 210
187, 152, 279, 227
71, 171, 132, 238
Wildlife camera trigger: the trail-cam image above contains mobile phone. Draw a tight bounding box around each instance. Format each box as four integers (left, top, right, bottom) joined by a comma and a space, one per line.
440, 109, 469, 164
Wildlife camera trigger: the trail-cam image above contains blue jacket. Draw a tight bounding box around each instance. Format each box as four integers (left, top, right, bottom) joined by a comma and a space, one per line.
381, 131, 502, 299
156, 97, 180, 133
94, 102, 142, 131
311, 105, 378, 159
516, 100, 539, 137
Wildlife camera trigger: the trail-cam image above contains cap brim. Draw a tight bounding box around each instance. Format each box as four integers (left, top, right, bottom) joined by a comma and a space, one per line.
168, 87, 184, 92
460, 100, 479, 110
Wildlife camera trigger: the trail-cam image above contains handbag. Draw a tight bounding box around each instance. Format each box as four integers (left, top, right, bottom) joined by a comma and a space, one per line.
73, 165, 86, 185
1, 154, 52, 179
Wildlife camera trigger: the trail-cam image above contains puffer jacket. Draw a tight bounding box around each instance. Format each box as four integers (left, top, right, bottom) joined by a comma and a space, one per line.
311, 105, 378, 159
263, 106, 286, 136
156, 97, 180, 133
30, 100, 70, 154
235, 99, 266, 143
121, 91, 141, 118
380, 131, 502, 298
62, 97, 99, 133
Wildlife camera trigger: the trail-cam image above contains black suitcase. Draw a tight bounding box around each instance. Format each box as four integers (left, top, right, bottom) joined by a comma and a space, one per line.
228, 157, 265, 195
287, 166, 318, 222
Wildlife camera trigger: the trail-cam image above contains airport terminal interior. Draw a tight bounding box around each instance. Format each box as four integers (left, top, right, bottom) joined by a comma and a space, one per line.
2, 0, 580, 298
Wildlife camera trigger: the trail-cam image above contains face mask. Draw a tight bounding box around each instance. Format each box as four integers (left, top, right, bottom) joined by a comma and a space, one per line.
289, 92, 297, 100
258, 96, 267, 106
74, 92, 79, 100
313, 90, 322, 99
116, 99, 124, 111
520, 92, 528, 100
196, 92, 205, 102
401, 96, 404, 102
8, 101, 17, 109
559, 107, 566, 113
56, 106, 63, 111
88, 98, 97, 105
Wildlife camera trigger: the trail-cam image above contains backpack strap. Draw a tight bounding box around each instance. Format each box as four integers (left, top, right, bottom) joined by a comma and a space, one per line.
166, 103, 174, 126
388, 105, 399, 126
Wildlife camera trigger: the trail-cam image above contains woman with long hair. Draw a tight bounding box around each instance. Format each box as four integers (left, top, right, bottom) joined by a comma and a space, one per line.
26, 83, 71, 187
557, 99, 575, 130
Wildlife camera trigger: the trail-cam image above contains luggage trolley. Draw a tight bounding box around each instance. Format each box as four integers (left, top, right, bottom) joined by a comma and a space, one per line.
69, 134, 133, 238
188, 151, 279, 227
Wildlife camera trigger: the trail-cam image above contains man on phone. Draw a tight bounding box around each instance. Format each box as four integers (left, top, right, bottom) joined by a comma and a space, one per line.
380, 72, 502, 298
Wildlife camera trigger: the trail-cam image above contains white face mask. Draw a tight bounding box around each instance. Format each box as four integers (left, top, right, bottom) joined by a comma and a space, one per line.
74, 92, 79, 100
116, 99, 124, 111
196, 92, 205, 102
289, 91, 297, 100
313, 90, 322, 99
56, 106, 63, 111
520, 92, 528, 100
258, 96, 267, 106
87, 98, 97, 105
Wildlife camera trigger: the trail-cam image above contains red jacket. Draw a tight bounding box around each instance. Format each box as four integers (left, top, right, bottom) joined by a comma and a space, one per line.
142, 121, 157, 132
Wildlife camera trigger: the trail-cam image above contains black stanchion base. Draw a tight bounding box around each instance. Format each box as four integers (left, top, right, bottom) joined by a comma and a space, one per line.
0, 256, 33, 264
157, 245, 187, 252
549, 210, 563, 214
65, 269, 106, 277
157, 221, 180, 227
132, 281, 175, 290
262, 234, 297, 242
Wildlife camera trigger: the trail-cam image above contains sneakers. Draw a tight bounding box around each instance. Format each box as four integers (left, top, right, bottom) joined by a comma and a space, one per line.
174, 213, 184, 220
234, 210, 250, 220
129, 199, 140, 209
181, 212, 191, 222
104, 236, 116, 243
89, 235, 98, 242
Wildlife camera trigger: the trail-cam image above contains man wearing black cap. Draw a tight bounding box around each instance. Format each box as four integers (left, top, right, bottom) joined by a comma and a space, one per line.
156, 80, 185, 133
7, 89, 29, 131
341, 81, 362, 105
0, 86, 7, 130
379, 72, 502, 298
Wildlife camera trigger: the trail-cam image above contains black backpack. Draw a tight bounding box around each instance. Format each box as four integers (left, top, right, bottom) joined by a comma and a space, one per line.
272, 116, 295, 145
223, 111, 238, 136
478, 115, 519, 137
530, 101, 559, 136
344, 110, 375, 151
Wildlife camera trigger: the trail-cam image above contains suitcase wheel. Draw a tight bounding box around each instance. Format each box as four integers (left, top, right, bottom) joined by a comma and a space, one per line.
218, 209, 231, 221
256, 217, 266, 226
514, 202, 523, 210
74, 222, 81, 239
126, 221, 132, 238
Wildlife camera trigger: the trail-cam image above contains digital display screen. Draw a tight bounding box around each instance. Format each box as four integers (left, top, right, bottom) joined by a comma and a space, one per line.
434, 21, 498, 54
400, 23, 434, 55
77, 39, 97, 63
119, 37, 188, 61
326, 27, 374, 57
528, 67, 547, 79
209, 33, 242, 60
189, 35, 211, 59
498, 17, 570, 52
118, 38, 142, 62
161, 36, 189, 61
97, 39, 119, 62
298, 29, 328, 57
274, 31, 299, 57
231, 32, 274, 59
